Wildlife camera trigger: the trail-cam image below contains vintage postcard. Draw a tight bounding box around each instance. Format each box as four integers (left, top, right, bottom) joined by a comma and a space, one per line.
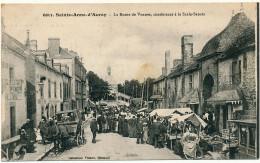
1, 2, 259, 161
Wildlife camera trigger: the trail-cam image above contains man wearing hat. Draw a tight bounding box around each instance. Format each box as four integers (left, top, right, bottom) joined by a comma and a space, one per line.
136, 114, 143, 144
90, 117, 98, 143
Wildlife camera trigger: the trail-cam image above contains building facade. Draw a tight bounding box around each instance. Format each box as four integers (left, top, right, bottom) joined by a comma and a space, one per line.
152, 12, 256, 136
1, 31, 27, 140
47, 38, 88, 110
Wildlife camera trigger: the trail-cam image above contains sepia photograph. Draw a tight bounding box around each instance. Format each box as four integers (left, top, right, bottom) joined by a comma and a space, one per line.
1, 1, 259, 161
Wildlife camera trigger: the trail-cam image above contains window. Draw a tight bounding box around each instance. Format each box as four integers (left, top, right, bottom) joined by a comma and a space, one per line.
54, 105, 57, 115
189, 74, 193, 91
48, 80, 51, 98
41, 106, 44, 118
240, 125, 247, 146
243, 53, 247, 70
40, 84, 44, 98
232, 60, 241, 84
249, 126, 255, 148
9, 67, 14, 91
54, 82, 57, 98
60, 83, 62, 98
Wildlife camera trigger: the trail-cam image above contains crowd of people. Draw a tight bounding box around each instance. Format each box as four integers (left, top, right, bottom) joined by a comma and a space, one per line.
17, 106, 217, 158
93, 107, 169, 149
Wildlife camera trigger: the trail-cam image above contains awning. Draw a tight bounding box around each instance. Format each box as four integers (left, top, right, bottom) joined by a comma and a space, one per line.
228, 119, 256, 125
150, 95, 163, 100
179, 89, 199, 104
150, 107, 193, 117
177, 113, 207, 128
207, 89, 242, 105
118, 100, 130, 106
137, 108, 153, 113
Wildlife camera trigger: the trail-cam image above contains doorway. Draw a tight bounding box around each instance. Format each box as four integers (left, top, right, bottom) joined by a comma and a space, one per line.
10, 107, 16, 137
223, 105, 228, 129
203, 74, 214, 101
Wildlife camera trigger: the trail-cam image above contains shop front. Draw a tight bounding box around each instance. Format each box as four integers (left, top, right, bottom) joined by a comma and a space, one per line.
207, 89, 243, 133
228, 119, 257, 159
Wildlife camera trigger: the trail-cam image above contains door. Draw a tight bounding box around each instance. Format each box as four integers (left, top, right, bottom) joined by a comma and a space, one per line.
10, 107, 16, 137
223, 105, 228, 129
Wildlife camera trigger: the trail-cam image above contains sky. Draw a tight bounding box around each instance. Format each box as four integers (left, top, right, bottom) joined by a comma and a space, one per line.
1, 3, 257, 84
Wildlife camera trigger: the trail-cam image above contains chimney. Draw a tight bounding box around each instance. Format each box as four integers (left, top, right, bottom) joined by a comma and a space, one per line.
165, 50, 170, 75
30, 40, 38, 51
162, 67, 166, 76
181, 35, 193, 68
48, 38, 60, 57
25, 30, 30, 47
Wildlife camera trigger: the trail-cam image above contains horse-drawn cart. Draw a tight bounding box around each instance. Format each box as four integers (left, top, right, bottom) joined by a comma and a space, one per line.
56, 109, 85, 147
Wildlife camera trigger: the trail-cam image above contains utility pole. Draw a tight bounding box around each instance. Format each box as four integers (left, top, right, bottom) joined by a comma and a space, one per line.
147, 79, 149, 103
141, 78, 145, 108
124, 80, 126, 94
135, 85, 137, 98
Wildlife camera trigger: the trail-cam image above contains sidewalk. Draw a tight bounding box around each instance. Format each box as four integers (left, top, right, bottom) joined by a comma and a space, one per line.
22, 142, 54, 161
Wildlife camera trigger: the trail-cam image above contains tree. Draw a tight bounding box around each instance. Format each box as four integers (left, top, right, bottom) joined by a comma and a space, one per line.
87, 71, 110, 102
142, 77, 155, 101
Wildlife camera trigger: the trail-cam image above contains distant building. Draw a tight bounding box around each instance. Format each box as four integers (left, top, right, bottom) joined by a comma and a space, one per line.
38, 38, 88, 110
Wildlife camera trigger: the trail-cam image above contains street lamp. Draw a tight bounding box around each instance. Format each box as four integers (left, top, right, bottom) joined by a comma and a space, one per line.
38, 76, 46, 98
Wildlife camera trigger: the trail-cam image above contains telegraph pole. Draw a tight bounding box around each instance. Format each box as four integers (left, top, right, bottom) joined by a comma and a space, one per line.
141, 78, 145, 107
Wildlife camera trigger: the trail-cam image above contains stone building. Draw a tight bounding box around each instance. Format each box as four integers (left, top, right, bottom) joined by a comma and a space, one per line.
152, 12, 256, 133
1, 30, 28, 140
198, 12, 256, 132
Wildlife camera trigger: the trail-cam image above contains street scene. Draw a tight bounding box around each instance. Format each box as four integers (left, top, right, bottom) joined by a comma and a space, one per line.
1, 2, 259, 161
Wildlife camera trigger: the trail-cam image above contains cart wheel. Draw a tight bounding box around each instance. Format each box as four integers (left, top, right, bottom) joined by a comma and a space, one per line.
81, 129, 85, 144
13, 147, 26, 160
76, 134, 82, 147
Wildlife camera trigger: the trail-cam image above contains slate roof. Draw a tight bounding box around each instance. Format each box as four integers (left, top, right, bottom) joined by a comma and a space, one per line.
2, 32, 28, 58
207, 89, 242, 104
167, 64, 183, 78
199, 12, 255, 60
153, 74, 165, 83
179, 89, 199, 104
52, 47, 73, 59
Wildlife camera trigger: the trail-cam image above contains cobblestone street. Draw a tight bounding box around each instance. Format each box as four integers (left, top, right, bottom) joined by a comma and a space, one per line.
44, 120, 181, 160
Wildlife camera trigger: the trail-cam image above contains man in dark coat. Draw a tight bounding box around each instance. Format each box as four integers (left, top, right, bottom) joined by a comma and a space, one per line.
158, 120, 167, 148
136, 115, 143, 144
38, 117, 48, 145
90, 118, 98, 143
47, 119, 59, 153
21, 119, 36, 143
154, 118, 161, 148
149, 120, 155, 145
97, 115, 103, 133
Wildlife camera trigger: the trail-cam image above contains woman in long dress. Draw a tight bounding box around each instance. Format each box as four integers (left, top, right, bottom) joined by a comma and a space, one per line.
143, 123, 148, 143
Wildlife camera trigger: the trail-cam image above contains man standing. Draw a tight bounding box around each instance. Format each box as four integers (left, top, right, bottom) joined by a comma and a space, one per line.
136, 114, 143, 144
90, 118, 98, 143
38, 117, 48, 145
